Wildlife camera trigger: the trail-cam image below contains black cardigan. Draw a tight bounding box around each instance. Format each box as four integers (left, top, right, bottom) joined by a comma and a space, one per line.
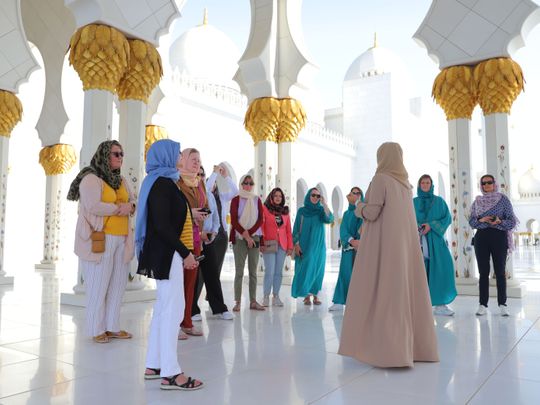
137, 177, 191, 280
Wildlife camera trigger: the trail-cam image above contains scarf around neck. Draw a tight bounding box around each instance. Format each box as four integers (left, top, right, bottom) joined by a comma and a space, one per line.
238, 175, 258, 231
416, 184, 435, 222
67, 140, 123, 201
264, 187, 289, 215
471, 178, 503, 217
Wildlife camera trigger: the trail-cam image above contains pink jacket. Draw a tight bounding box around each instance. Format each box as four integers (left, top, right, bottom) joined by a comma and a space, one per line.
74, 174, 135, 263
261, 205, 293, 251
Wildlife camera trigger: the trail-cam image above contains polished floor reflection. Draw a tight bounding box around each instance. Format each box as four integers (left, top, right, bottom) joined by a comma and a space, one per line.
1, 249, 540, 404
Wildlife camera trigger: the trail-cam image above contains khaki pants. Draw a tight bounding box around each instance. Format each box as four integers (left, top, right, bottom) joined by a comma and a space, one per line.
233, 236, 260, 302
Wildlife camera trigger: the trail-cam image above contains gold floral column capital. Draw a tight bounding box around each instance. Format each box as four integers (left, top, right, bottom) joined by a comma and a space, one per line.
39, 144, 77, 175
0, 90, 23, 137
474, 58, 524, 115
432, 65, 477, 120
244, 97, 280, 145
117, 40, 163, 103
276, 98, 307, 143
69, 24, 130, 93
145, 125, 169, 160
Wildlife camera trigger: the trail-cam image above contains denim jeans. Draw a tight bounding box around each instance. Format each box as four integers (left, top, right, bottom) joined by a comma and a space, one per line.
262, 247, 287, 296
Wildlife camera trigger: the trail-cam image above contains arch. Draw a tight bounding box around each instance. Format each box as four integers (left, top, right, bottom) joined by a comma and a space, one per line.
296, 178, 308, 207
316, 182, 328, 201
331, 186, 344, 250
526, 218, 539, 233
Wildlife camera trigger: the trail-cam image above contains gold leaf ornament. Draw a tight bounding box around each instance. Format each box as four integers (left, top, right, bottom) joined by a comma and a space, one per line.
474, 58, 524, 115
145, 125, 169, 160
69, 24, 130, 93
39, 144, 77, 175
432, 65, 477, 120
117, 40, 163, 102
0, 90, 23, 137
277, 98, 307, 143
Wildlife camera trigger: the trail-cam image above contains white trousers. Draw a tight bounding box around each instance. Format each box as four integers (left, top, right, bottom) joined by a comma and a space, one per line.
146, 252, 185, 377
81, 235, 129, 337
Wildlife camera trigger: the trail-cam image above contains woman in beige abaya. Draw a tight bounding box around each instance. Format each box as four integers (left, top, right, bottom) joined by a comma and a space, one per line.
338, 142, 439, 368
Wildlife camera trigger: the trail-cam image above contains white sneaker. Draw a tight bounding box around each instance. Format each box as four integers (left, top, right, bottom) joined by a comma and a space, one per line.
217, 311, 234, 320
434, 305, 455, 316
191, 314, 202, 322
329, 304, 344, 312
272, 296, 284, 307
499, 305, 509, 317
476, 305, 487, 316
262, 296, 270, 307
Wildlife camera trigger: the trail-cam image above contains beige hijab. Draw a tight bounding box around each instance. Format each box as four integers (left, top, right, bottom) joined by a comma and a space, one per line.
238, 175, 258, 231
178, 148, 200, 187
375, 142, 411, 188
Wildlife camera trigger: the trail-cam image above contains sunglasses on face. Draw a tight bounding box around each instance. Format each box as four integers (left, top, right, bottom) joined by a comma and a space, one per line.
242, 182, 254, 186
199, 173, 205, 177
111, 151, 124, 158
311, 194, 321, 199
481, 181, 494, 186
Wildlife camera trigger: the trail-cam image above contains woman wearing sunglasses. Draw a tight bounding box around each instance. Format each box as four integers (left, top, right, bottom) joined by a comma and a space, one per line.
329, 187, 364, 311
67, 140, 136, 344
230, 174, 265, 311
291, 187, 334, 305
413, 174, 457, 316
470, 174, 518, 317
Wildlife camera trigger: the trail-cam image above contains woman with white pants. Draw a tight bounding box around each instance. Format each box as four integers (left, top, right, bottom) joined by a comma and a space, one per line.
67, 140, 135, 344
135, 139, 203, 391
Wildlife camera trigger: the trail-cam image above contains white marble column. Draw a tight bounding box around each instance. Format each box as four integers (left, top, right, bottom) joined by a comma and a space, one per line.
35, 175, 64, 271
277, 141, 296, 284
118, 99, 146, 291
483, 112, 524, 296
448, 119, 476, 294
254, 141, 278, 201
0, 137, 13, 285
80, 89, 113, 167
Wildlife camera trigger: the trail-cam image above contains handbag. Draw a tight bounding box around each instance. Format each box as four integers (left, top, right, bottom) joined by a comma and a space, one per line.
90, 230, 106, 253
264, 239, 278, 253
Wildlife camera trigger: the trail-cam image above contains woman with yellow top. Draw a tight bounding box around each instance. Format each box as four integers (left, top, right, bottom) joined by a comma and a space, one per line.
67, 140, 136, 344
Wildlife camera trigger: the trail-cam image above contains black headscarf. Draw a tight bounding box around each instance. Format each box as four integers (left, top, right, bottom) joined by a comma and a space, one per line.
264, 187, 289, 215
67, 140, 123, 201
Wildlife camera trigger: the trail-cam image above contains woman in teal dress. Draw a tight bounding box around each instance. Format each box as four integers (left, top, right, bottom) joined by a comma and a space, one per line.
329, 187, 364, 311
413, 174, 457, 316
292, 187, 334, 304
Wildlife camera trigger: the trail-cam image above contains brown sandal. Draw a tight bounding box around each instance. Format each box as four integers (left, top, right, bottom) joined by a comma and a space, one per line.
313, 297, 322, 305
181, 327, 203, 336
250, 301, 265, 311
303, 296, 311, 305
232, 302, 241, 312
93, 333, 110, 343
178, 332, 189, 340
106, 330, 132, 339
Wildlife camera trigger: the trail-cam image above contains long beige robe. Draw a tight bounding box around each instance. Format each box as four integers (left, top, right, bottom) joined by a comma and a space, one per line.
338, 173, 439, 368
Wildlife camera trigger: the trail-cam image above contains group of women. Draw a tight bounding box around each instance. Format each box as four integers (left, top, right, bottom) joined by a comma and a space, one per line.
67, 138, 518, 383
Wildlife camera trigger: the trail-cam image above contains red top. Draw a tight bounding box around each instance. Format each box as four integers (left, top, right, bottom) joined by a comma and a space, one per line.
261, 205, 293, 251
229, 195, 264, 243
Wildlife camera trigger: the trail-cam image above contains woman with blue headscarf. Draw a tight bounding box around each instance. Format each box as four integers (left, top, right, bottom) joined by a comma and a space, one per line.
329, 186, 364, 311
413, 174, 457, 316
136, 139, 203, 391
291, 187, 334, 304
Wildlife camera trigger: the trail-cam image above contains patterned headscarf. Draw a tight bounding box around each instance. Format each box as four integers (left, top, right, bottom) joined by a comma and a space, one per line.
264, 187, 289, 215
470, 175, 503, 218
67, 140, 123, 201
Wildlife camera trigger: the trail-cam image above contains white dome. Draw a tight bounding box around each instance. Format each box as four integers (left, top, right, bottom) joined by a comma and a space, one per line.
518, 167, 540, 200
169, 22, 240, 86
344, 45, 406, 81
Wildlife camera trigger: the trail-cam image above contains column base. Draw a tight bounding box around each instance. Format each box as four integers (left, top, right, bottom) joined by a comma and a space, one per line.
0, 274, 14, 285
35, 262, 58, 271
60, 287, 156, 307
456, 277, 526, 298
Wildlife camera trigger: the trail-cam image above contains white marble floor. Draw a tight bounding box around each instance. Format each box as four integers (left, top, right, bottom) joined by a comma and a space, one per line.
1, 248, 540, 404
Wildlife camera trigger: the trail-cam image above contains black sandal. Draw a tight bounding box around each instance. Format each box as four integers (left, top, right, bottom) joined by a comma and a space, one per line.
160, 373, 204, 391
144, 367, 161, 380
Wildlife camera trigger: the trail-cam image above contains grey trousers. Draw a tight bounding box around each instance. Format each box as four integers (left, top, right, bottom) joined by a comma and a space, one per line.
232, 236, 260, 302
